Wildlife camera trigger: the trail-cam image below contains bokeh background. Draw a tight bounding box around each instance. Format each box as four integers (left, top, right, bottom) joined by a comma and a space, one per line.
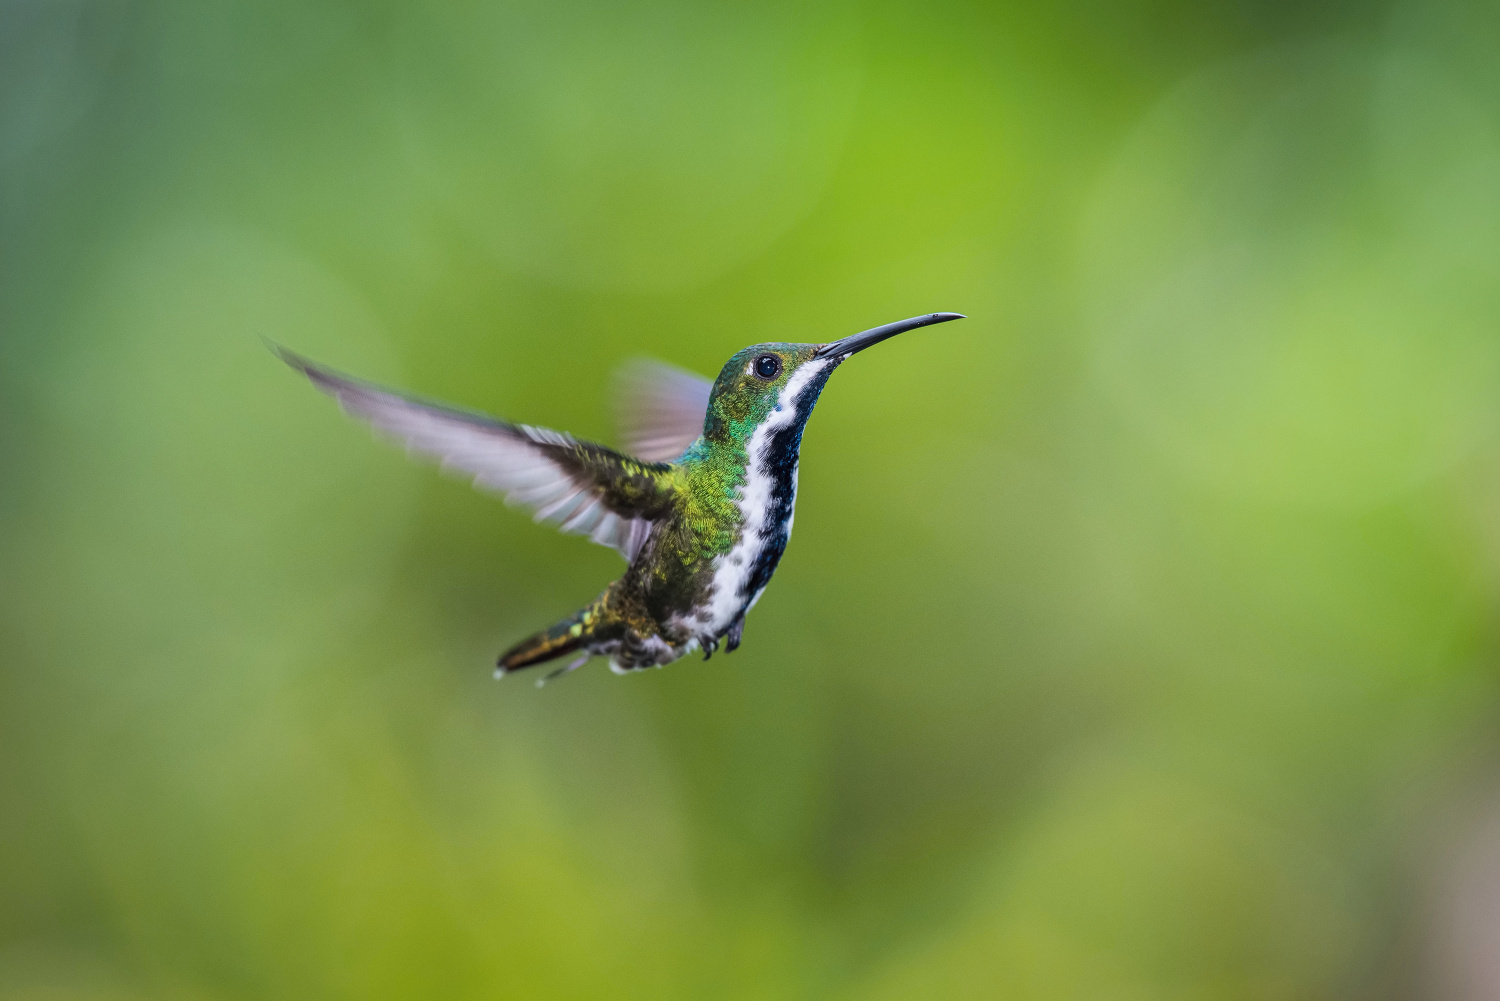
5, 0, 1500, 997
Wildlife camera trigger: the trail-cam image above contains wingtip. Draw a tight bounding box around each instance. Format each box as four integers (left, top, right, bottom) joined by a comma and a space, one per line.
264, 336, 313, 374
268, 342, 349, 398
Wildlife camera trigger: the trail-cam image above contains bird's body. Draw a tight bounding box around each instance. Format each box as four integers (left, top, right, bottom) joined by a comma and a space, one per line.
517, 346, 836, 673
279, 312, 963, 681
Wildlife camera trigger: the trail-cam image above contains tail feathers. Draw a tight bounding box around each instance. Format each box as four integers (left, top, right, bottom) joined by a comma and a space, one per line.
497, 607, 594, 675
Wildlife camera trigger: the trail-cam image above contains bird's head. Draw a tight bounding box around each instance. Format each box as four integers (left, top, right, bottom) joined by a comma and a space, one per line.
702, 312, 965, 447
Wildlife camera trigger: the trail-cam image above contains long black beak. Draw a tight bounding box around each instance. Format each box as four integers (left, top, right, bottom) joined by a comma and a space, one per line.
813, 312, 966, 360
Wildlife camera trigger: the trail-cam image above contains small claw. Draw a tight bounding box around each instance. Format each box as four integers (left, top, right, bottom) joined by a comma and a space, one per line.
537, 652, 591, 687
725, 617, 744, 653
701, 637, 718, 661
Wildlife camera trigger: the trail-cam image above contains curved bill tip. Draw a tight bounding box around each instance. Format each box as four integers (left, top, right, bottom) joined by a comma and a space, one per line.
814, 311, 967, 359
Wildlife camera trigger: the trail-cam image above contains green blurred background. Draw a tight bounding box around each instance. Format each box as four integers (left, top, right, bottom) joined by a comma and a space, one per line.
5, 0, 1500, 997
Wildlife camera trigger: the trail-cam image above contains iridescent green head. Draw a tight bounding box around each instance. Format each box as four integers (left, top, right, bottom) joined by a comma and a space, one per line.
704, 343, 823, 445
701, 313, 967, 447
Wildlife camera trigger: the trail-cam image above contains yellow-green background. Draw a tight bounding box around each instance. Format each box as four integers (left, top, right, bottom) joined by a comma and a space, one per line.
5, 1, 1500, 997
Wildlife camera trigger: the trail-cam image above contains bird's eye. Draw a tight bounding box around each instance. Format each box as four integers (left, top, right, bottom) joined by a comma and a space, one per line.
753, 354, 782, 380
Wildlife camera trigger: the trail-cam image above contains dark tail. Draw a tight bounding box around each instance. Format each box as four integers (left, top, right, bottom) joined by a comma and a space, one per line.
497, 602, 603, 675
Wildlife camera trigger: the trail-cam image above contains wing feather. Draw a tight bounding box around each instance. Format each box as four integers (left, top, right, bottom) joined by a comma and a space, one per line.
613, 359, 713, 462
280, 348, 672, 561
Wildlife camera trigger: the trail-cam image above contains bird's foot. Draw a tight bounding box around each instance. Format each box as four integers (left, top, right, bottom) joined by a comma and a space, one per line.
536, 652, 590, 687
701, 637, 719, 661
725, 617, 744, 653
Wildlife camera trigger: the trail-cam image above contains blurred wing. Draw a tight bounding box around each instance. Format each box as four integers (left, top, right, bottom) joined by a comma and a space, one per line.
280, 349, 670, 561
613, 359, 713, 462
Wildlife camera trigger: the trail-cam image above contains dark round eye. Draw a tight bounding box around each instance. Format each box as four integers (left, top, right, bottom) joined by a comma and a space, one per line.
753, 354, 782, 380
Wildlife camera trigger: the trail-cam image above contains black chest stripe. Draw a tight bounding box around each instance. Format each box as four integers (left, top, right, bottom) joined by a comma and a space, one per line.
741, 368, 834, 600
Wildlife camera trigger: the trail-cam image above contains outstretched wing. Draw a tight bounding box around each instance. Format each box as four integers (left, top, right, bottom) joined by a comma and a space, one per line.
279, 349, 673, 561
613, 359, 713, 462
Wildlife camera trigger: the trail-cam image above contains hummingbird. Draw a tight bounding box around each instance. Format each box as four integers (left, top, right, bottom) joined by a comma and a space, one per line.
277, 311, 965, 683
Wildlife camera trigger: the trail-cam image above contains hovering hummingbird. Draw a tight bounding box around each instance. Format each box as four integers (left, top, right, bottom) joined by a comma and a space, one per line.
277, 311, 965, 683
